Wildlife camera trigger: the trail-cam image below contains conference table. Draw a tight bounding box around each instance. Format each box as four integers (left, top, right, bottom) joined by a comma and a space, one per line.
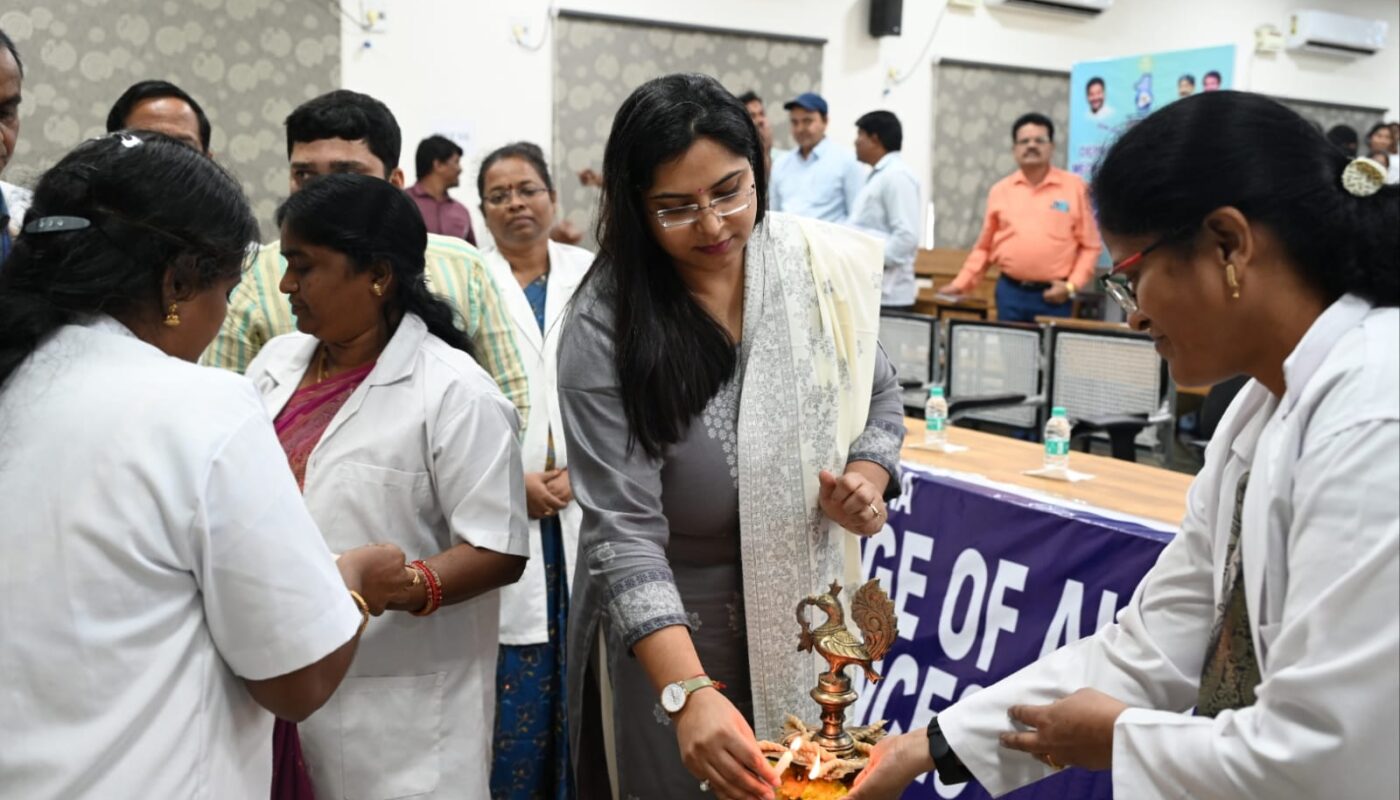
852, 421, 1193, 800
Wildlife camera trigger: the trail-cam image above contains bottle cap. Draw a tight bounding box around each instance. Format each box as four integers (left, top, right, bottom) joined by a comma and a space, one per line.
1052, 406, 1067, 417
930, 386, 944, 397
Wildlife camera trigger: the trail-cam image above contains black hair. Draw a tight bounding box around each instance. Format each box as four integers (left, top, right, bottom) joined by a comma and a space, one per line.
1086, 76, 1105, 91
1367, 122, 1392, 143
476, 141, 555, 199
1179, 74, 1196, 87
275, 173, 473, 358
0, 28, 21, 77
585, 72, 767, 458
105, 80, 213, 152
414, 134, 463, 180
1326, 124, 1359, 154
856, 110, 903, 151
1092, 91, 1398, 307
737, 90, 762, 106
0, 132, 258, 389
284, 90, 401, 176
1204, 70, 1222, 84
1012, 112, 1055, 143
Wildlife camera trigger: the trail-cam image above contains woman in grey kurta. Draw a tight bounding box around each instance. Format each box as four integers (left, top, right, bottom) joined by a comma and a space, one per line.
558, 74, 907, 800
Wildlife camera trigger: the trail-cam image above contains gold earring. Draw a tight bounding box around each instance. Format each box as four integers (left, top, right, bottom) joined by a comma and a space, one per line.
371, 282, 385, 297
163, 303, 181, 327
1225, 263, 1240, 299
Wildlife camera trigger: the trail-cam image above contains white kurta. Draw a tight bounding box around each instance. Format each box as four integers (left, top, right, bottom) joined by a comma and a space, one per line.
245, 313, 529, 800
939, 294, 1399, 798
482, 240, 592, 645
0, 317, 360, 798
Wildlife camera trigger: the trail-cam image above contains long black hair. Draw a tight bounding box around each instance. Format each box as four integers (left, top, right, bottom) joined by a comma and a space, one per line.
0, 131, 258, 390
1092, 91, 1398, 307
586, 73, 767, 459
275, 173, 473, 357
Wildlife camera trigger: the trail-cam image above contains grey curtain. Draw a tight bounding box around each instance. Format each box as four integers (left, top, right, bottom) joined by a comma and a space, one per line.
552, 13, 824, 250
2, 1, 340, 231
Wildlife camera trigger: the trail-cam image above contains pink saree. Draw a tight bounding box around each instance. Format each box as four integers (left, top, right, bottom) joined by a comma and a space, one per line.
269, 359, 375, 799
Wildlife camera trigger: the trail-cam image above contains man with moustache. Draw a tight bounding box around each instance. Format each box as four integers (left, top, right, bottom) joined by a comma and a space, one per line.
0, 29, 27, 262
939, 113, 1101, 322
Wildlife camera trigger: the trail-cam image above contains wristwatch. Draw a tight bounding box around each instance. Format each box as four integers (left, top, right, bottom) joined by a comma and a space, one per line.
1065, 280, 1078, 297
660, 675, 723, 715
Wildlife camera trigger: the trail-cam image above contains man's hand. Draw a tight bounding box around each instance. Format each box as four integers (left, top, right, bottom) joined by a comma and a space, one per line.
1000, 688, 1129, 772
1042, 280, 1072, 305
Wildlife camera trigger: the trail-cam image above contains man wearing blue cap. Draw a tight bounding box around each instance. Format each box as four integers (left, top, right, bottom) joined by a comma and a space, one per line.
771, 91, 865, 223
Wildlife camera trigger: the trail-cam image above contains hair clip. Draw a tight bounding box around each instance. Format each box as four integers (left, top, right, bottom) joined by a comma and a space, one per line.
22, 216, 92, 235
118, 133, 143, 148
1341, 157, 1386, 198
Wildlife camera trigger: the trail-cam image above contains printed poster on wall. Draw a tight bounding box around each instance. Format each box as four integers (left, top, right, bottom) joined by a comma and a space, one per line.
1068, 44, 1237, 179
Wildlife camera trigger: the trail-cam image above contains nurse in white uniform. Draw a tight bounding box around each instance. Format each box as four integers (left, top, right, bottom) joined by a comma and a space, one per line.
476, 141, 593, 798
0, 133, 407, 798
849, 92, 1399, 800
243, 174, 530, 800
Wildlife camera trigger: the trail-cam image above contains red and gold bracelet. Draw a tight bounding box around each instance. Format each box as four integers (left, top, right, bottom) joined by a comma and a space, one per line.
411, 559, 443, 617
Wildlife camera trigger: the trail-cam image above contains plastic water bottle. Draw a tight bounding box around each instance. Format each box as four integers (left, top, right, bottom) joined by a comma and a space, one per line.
924, 386, 948, 448
1043, 406, 1072, 471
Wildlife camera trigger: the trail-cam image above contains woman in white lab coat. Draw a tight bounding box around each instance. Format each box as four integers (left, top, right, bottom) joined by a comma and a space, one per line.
0, 134, 407, 798
243, 174, 530, 800
849, 92, 1399, 799
476, 142, 592, 799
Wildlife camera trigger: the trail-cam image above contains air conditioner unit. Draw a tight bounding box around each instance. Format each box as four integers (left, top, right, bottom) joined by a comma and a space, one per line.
1286, 10, 1387, 57
984, 0, 1113, 15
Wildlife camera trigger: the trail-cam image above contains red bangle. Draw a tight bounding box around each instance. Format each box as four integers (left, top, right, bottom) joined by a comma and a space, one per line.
411, 560, 443, 617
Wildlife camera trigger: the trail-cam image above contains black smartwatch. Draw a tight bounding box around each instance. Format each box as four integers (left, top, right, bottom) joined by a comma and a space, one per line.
926, 714, 973, 785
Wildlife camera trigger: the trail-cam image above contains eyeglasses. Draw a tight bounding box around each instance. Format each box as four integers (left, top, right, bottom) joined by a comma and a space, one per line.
654, 185, 756, 229
484, 184, 548, 207
1097, 230, 1182, 315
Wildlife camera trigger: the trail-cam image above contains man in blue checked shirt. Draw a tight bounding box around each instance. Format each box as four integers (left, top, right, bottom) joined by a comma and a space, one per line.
771, 92, 866, 223
849, 110, 923, 310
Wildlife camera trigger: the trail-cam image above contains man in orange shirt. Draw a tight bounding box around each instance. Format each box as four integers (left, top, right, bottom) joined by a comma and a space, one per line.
940, 112, 1102, 323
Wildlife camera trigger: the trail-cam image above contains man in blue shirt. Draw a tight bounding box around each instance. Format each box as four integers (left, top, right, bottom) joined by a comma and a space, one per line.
770, 92, 865, 223
849, 110, 922, 310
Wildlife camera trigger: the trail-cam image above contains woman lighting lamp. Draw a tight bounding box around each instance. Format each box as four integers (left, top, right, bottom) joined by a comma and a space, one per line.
560, 73, 906, 800
243, 174, 529, 800
848, 92, 1398, 800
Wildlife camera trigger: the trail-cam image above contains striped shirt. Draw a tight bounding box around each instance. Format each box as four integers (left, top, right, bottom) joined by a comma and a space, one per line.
202, 233, 531, 427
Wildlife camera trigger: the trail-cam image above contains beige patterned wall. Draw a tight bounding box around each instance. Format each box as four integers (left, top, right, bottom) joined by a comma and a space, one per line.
1, 0, 340, 231
553, 13, 824, 249
931, 61, 1069, 250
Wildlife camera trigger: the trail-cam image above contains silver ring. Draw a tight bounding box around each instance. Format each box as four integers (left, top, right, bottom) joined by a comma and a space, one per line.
699, 779, 710, 792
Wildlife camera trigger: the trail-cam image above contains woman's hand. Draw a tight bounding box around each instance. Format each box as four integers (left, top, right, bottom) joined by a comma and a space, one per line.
336, 542, 408, 615
675, 688, 779, 800
544, 467, 573, 506
818, 468, 886, 536
524, 469, 568, 519
848, 729, 936, 799
999, 688, 1129, 771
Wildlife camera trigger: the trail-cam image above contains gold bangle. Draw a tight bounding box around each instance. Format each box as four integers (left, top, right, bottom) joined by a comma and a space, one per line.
349, 590, 370, 636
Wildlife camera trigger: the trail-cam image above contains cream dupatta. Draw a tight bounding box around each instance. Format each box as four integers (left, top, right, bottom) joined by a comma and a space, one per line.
735, 211, 885, 740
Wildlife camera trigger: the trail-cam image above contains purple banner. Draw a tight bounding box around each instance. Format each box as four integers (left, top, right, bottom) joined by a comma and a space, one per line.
853, 466, 1175, 799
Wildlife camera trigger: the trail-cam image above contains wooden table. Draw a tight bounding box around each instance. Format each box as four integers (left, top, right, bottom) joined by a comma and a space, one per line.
900, 418, 1192, 526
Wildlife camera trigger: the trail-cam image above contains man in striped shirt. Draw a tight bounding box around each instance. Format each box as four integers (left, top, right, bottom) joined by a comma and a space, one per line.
203, 90, 530, 425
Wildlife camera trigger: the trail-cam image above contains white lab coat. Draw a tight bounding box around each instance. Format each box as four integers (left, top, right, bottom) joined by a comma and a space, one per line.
482, 241, 592, 644
0, 317, 360, 798
245, 313, 529, 800
940, 294, 1399, 798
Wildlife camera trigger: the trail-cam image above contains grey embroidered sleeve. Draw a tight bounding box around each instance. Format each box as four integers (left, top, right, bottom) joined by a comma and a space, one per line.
557, 297, 692, 651
849, 344, 906, 501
